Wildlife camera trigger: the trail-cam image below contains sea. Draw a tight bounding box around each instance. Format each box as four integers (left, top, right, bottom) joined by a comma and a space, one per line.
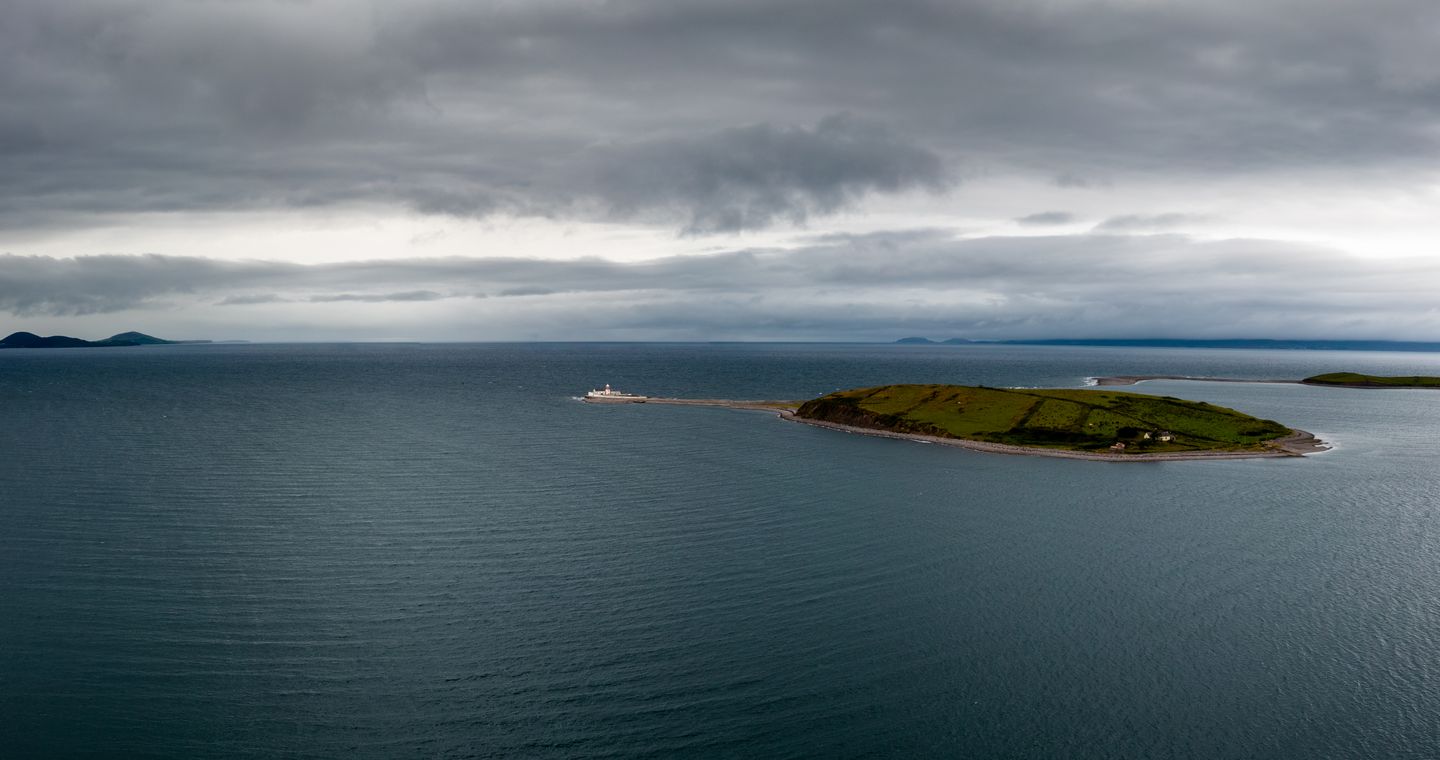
2, 342, 1439, 759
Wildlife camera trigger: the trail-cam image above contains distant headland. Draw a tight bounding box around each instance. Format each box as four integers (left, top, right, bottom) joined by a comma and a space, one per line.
1301, 373, 1440, 388
1093, 372, 1440, 388
0, 331, 214, 349
894, 337, 1440, 352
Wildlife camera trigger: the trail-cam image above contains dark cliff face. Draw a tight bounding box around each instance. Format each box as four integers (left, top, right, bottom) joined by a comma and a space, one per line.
795, 397, 952, 438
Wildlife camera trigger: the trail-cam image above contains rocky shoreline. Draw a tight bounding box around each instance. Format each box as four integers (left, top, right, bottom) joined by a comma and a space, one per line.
779, 412, 1326, 462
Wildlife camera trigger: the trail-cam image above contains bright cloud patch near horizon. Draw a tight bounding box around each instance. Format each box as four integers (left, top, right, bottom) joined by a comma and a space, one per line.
5, 230, 1440, 342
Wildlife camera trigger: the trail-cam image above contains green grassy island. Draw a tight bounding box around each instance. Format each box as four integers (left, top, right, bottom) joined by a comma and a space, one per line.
795, 384, 1295, 455
1302, 372, 1440, 388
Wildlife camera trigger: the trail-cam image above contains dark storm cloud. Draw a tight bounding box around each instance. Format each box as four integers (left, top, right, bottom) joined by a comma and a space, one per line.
5, 232, 1440, 339
7, 0, 1440, 232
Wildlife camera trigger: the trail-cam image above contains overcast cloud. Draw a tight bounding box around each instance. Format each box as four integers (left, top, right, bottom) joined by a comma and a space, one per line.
4, 0, 1440, 339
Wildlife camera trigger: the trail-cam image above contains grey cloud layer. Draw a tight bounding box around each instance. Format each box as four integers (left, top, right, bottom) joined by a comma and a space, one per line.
588, 116, 948, 233
1017, 212, 1075, 227
5, 232, 1438, 339
7, 0, 1440, 231
1094, 213, 1207, 232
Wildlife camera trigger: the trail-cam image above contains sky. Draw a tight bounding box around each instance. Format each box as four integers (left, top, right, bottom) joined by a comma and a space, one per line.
4, 0, 1440, 342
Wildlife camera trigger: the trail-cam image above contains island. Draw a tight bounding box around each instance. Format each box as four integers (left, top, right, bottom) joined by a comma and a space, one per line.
789, 382, 1324, 460
584, 383, 1325, 461
1301, 372, 1440, 388
792, 384, 1321, 460
0, 331, 210, 349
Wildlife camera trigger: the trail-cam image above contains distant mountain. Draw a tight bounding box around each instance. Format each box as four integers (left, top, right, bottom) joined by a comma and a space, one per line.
0, 331, 211, 349
893, 337, 981, 345
106, 331, 175, 345
0, 332, 94, 348
893, 337, 1440, 352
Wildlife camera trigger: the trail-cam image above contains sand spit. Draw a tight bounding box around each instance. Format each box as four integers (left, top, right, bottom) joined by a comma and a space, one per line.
583, 396, 799, 412
1091, 375, 1298, 387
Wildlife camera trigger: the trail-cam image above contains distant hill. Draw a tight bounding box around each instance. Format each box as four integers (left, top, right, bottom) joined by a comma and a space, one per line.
0, 332, 94, 348
0, 331, 211, 349
894, 337, 1440, 352
106, 331, 176, 345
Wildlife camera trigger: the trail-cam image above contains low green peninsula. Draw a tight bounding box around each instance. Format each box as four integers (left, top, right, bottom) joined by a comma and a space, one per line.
1302, 372, 1440, 388
795, 384, 1301, 457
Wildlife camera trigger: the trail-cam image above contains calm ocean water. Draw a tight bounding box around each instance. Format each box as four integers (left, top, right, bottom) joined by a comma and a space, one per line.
3, 342, 1439, 758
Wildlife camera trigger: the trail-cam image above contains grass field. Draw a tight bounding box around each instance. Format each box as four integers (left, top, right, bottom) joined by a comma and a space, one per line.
795, 384, 1292, 453
1303, 372, 1440, 388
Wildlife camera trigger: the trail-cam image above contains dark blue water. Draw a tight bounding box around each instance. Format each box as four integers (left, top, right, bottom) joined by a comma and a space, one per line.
3, 343, 1439, 758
